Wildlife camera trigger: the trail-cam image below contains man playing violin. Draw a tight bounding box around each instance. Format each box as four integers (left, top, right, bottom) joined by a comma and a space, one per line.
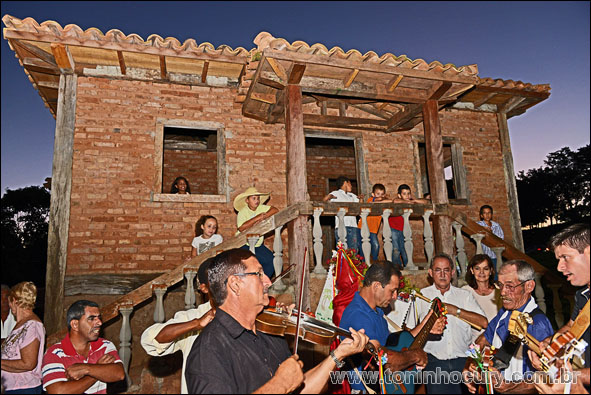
340, 261, 445, 393
463, 259, 553, 393
530, 223, 590, 393
141, 257, 216, 394
185, 248, 370, 394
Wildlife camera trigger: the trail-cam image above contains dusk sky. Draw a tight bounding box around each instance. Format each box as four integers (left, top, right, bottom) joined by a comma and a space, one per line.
1, 1, 589, 194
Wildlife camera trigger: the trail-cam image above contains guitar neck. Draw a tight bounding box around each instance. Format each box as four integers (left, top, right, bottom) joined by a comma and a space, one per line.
409, 310, 438, 350
570, 299, 590, 340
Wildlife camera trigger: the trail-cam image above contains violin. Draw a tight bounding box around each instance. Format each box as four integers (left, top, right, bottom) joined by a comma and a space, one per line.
255, 307, 380, 360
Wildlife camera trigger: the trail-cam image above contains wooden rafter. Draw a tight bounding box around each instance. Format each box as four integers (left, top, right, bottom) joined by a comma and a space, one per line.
252, 92, 276, 104
352, 103, 392, 120
387, 74, 403, 92
266, 57, 287, 83
23, 57, 59, 74
287, 63, 306, 85
37, 80, 60, 89
427, 81, 452, 100
498, 96, 526, 114
472, 92, 497, 108
159, 55, 167, 79
50, 43, 74, 73
343, 69, 359, 88
12, 39, 57, 66
303, 113, 387, 131
116, 50, 126, 75
385, 103, 423, 133
259, 76, 285, 90
201, 61, 209, 83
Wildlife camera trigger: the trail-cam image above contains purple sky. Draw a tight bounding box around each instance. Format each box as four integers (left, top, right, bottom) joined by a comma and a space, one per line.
1, 1, 589, 194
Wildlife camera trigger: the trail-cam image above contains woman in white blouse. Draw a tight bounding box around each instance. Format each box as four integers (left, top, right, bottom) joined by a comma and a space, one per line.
461, 254, 501, 322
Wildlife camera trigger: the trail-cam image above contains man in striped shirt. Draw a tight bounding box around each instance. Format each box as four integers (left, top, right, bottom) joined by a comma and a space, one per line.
42, 300, 125, 394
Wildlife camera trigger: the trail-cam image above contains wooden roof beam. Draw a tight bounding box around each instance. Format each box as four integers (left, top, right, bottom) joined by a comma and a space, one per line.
159, 55, 167, 80
116, 51, 126, 75
472, 92, 497, 108
37, 80, 60, 89
12, 39, 57, 66
287, 63, 306, 84
252, 92, 277, 104
385, 103, 423, 133
427, 81, 453, 100
201, 61, 209, 83
343, 69, 359, 88
22, 57, 59, 74
498, 96, 526, 114
50, 43, 74, 74
303, 113, 387, 131
352, 104, 391, 120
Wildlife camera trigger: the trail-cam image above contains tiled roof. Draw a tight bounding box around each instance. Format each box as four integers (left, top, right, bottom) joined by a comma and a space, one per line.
2, 14, 250, 57
478, 77, 551, 93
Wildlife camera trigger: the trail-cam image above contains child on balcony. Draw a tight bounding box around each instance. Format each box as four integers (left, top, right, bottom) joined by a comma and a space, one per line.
357, 183, 390, 263
234, 187, 279, 278
190, 215, 223, 257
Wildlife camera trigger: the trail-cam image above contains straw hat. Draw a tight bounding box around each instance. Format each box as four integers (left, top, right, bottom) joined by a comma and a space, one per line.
233, 187, 270, 212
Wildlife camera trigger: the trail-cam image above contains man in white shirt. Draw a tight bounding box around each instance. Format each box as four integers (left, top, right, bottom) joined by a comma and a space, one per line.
141, 259, 215, 394
416, 253, 488, 394
1, 284, 16, 343
323, 176, 360, 251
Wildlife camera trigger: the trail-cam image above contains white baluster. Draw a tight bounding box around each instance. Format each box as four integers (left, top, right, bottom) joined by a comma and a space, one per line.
453, 222, 467, 278
153, 285, 166, 323
382, 209, 393, 262
491, 246, 505, 271
470, 233, 485, 254
548, 283, 564, 328
423, 210, 434, 266
336, 208, 347, 249
402, 209, 416, 270
360, 208, 372, 266
184, 268, 196, 310
313, 208, 326, 274
118, 303, 133, 387
273, 226, 287, 290
534, 272, 547, 313
247, 234, 259, 254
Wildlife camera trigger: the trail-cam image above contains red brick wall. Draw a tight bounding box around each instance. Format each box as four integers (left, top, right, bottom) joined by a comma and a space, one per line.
306, 145, 357, 201
68, 75, 512, 273
162, 149, 217, 194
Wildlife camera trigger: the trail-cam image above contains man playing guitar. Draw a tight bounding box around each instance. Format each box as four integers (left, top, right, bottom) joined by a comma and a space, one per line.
530, 223, 590, 393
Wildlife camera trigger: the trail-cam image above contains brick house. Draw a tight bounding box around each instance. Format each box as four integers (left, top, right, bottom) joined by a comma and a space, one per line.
3, 16, 559, 381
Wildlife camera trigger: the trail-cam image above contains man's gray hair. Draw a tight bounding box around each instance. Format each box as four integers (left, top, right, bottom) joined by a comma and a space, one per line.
500, 259, 535, 282
429, 252, 454, 269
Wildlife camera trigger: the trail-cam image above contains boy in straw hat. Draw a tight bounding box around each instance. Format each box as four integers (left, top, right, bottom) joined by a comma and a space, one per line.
234, 187, 279, 277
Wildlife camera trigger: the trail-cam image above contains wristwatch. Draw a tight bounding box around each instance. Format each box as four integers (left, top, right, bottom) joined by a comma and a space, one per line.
330, 350, 345, 368
456, 307, 462, 317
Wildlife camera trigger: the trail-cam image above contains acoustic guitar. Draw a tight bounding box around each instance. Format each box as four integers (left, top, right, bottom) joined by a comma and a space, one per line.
384, 297, 447, 394
507, 299, 589, 378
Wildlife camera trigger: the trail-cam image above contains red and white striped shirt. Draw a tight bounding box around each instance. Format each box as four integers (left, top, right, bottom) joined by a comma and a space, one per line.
42, 333, 122, 394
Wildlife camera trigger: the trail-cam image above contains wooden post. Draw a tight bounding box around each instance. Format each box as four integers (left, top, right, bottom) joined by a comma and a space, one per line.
45, 74, 77, 334
285, 84, 310, 311
497, 113, 525, 252
422, 100, 453, 256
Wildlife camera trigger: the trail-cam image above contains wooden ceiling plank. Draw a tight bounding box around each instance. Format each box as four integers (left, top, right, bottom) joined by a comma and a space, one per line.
3, 30, 248, 65
498, 96, 526, 114
23, 57, 60, 73
287, 63, 306, 85
37, 80, 60, 89
343, 69, 359, 88
117, 50, 126, 75
266, 57, 288, 83
50, 43, 74, 73
472, 92, 497, 108
12, 39, 57, 66
159, 55, 167, 79
385, 103, 423, 132
252, 92, 277, 104
264, 48, 479, 85
201, 61, 209, 83
387, 74, 404, 92
352, 104, 392, 120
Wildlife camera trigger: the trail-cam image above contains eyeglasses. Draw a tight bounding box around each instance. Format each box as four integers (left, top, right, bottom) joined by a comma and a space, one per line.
494, 280, 528, 292
234, 271, 265, 280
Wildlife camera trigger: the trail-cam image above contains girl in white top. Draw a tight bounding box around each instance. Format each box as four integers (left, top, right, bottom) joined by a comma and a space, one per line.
190, 215, 223, 257
461, 254, 501, 322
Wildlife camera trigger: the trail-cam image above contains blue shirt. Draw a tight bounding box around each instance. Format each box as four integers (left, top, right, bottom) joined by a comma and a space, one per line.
340, 292, 390, 391
484, 297, 553, 376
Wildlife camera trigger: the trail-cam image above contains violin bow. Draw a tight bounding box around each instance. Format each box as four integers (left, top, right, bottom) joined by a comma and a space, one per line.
293, 247, 307, 355
270, 264, 295, 288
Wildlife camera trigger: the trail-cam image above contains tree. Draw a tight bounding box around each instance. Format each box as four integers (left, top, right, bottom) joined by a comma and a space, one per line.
1, 186, 50, 287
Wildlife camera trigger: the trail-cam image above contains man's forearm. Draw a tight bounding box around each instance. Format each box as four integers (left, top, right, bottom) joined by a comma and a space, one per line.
46, 376, 97, 394
577, 367, 590, 386
86, 362, 125, 383
154, 319, 202, 343
300, 354, 337, 394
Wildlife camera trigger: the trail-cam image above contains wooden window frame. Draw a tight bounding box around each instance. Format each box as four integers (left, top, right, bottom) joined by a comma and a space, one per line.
152, 118, 228, 203
412, 135, 470, 205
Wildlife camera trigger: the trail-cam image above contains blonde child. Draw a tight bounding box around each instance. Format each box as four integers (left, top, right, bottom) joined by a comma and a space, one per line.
191, 215, 223, 257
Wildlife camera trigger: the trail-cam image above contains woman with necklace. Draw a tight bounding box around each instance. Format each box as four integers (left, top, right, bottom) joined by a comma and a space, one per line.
1, 282, 45, 394
461, 254, 501, 329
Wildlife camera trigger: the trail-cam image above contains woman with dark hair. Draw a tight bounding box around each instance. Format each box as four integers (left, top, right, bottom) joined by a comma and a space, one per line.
171, 176, 191, 194
1, 282, 45, 394
461, 254, 500, 322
